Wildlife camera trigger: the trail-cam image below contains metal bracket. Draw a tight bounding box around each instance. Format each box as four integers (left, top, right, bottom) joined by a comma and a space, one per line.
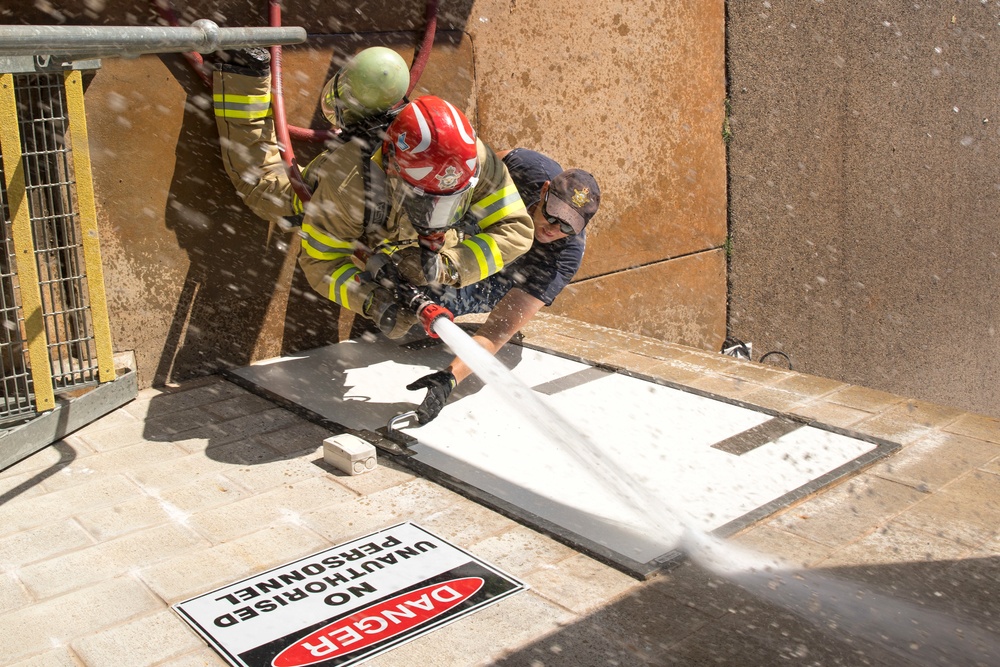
344, 413, 418, 457
0, 56, 101, 75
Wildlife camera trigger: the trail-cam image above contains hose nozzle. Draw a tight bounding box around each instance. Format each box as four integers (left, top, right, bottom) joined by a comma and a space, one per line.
416, 302, 453, 338
393, 282, 454, 338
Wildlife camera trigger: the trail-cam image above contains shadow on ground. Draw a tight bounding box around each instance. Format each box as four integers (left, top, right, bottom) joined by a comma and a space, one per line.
496, 556, 1000, 666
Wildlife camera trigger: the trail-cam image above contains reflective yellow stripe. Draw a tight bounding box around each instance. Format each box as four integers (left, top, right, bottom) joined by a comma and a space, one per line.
302, 223, 354, 260
473, 186, 510, 210
213, 92, 272, 119
303, 224, 353, 249
461, 233, 503, 280
303, 224, 352, 248
461, 238, 490, 279
470, 184, 525, 228
213, 107, 273, 119
328, 265, 360, 308
302, 245, 352, 261
213, 92, 271, 105
478, 200, 526, 228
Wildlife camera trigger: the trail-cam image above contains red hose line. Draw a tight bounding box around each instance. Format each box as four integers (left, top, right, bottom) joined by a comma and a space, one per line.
288, 125, 337, 142
267, 0, 313, 204
407, 0, 438, 97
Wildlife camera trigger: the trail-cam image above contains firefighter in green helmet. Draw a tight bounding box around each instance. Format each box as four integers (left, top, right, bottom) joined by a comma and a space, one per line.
320, 46, 410, 134
210, 46, 533, 339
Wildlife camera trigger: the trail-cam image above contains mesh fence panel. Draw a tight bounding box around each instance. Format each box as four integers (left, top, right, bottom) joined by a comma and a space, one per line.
15, 72, 99, 393
0, 151, 35, 423
0, 72, 102, 425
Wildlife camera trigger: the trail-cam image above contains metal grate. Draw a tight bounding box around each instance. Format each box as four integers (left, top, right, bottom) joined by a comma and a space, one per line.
14, 72, 99, 393
0, 154, 35, 422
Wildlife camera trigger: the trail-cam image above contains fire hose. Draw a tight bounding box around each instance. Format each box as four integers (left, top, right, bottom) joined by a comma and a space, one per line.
265, 0, 312, 204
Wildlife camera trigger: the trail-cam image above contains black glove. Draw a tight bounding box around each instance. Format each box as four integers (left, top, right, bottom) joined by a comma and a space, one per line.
406, 370, 457, 424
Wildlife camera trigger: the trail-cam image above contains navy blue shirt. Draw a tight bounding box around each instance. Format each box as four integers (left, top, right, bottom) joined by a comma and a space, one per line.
498, 149, 586, 306
437, 149, 586, 315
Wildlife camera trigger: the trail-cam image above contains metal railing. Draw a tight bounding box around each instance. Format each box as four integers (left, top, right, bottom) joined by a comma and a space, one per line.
0, 20, 305, 59
0, 22, 306, 426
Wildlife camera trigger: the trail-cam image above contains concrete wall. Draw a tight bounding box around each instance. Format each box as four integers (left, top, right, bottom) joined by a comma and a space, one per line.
468, 0, 728, 350
727, 2, 1000, 418
2, 0, 727, 389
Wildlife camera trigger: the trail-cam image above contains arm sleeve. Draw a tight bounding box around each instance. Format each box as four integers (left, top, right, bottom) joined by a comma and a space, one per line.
296, 146, 378, 315
439, 140, 534, 287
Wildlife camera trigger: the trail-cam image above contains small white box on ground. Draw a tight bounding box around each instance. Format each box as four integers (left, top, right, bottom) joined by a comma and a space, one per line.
323, 433, 377, 475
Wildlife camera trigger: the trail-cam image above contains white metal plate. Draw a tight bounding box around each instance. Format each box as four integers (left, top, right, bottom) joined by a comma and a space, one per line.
229, 339, 893, 577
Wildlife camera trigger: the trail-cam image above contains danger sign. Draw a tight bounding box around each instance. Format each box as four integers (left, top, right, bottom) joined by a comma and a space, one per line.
173, 522, 526, 667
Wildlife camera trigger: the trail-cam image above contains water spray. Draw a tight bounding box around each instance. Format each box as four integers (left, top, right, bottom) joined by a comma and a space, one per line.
431, 317, 693, 544
427, 318, 1000, 666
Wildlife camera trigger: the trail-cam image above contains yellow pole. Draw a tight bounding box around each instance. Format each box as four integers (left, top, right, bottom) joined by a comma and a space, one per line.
0, 74, 54, 412
64, 70, 115, 383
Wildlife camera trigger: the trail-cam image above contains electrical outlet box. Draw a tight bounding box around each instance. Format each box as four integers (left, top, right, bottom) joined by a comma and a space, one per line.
323, 433, 377, 475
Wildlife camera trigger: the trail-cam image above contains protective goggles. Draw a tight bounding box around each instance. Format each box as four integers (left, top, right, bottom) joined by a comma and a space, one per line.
544, 191, 577, 236
397, 176, 479, 233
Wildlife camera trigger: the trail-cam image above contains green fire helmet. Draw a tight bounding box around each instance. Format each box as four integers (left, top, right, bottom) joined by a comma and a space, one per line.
321, 47, 409, 129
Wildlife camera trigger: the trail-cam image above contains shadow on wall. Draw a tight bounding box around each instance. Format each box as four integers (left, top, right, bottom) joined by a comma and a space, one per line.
152, 55, 342, 389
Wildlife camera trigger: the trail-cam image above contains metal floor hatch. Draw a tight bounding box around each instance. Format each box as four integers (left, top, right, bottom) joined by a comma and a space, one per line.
227, 337, 897, 579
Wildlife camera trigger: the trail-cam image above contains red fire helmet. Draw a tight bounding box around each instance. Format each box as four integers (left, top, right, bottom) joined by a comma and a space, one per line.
384, 96, 480, 232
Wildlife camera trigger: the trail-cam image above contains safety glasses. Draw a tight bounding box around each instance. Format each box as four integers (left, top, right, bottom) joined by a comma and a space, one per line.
544, 191, 577, 236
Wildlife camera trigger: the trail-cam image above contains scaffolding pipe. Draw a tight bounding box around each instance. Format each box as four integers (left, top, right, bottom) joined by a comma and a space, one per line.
0, 20, 306, 59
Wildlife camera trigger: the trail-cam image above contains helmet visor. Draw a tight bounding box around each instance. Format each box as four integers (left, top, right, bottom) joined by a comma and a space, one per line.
397, 176, 478, 233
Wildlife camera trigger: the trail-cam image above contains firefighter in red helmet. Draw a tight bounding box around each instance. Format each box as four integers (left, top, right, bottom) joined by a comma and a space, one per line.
384, 96, 481, 244
211, 48, 533, 338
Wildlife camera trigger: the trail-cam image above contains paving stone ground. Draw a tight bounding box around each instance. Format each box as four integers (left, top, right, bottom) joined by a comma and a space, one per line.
1, 314, 998, 667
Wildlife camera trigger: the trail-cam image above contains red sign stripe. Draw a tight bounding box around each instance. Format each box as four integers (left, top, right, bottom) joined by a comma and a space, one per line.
271, 577, 484, 667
